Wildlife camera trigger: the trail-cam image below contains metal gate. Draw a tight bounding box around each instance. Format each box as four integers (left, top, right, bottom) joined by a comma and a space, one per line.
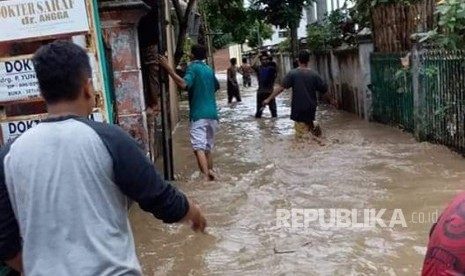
370, 53, 414, 132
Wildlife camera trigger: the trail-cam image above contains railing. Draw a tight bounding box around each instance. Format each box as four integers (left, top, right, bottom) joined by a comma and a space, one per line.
370, 53, 414, 132
370, 49, 465, 155
422, 50, 465, 153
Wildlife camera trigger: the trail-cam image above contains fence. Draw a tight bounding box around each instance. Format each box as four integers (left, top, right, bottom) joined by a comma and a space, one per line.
370, 48, 465, 154
422, 50, 465, 153
370, 53, 414, 132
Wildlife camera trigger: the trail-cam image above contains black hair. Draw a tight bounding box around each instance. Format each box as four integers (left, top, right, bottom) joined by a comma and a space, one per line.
33, 40, 91, 104
191, 44, 207, 60
293, 59, 299, 68
230, 58, 237, 65
298, 50, 311, 64
242, 57, 247, 63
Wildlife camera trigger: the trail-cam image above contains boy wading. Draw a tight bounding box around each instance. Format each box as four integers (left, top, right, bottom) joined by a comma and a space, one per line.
264, 50, 334, 138
158, 45, 219, 181
239, 57, 252, 87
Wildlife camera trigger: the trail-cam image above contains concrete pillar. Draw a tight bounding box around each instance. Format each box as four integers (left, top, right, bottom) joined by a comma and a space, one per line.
316, 0, 327, 23
99, 0, 150, 151
357, 32, 374, 121
164, 0, 180, 130
412, 42, 425, 141
306, 4, 316, 25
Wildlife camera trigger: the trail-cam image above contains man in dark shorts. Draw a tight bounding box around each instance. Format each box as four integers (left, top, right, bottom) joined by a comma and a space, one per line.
227, 58, 241, 103
252, 53, 278, 118
0, 41, 206, 275
263, 50, 335, 138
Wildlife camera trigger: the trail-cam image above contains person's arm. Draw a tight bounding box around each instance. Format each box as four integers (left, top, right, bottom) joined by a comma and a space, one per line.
251, 54, 261, 72
238, 65, 243, 75
272, 66, 278, 82
263, 85, 285, 105
84, 121, 207, 232
0, 144, 23, 273
157, 55, 187, 90
251, 53, 260, 66
263, 71, 292, 105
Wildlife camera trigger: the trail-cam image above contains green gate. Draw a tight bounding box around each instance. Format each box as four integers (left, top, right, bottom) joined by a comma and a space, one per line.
370, 53, 414, 132
422, 50, 465, 153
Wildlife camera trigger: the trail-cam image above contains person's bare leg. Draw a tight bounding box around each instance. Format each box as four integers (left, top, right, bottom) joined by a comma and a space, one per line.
206, 151, 213, 170
194, 150, 213, 181
205, 151, 215, 180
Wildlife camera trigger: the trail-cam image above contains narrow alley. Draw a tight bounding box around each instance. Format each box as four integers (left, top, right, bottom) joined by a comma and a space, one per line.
130, 76, 465, 276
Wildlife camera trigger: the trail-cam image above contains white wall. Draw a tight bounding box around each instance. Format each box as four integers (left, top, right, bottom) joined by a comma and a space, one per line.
229, 44, 242, 61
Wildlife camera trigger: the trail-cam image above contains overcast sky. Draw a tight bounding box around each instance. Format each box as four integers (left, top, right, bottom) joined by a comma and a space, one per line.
243, 0, 349, 13
242, 0, 348, 46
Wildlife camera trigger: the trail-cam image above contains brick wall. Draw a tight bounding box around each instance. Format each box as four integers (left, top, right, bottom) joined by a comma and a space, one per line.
213, 48, 230, 72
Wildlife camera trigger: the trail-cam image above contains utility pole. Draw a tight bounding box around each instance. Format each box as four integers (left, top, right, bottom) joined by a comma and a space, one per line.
204, 31, 215, 70
316, 0, 327, 23
199, 2, 215, 70
157, 0, 175, 181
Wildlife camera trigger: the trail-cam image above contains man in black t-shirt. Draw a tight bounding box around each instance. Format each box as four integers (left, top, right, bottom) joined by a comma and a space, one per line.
263, 50, 337, 138
252, 54, 277, 118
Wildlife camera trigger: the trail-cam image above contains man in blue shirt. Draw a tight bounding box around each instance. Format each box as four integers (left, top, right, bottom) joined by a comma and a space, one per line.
158, 45, 219, 181
252, 53, 278, 118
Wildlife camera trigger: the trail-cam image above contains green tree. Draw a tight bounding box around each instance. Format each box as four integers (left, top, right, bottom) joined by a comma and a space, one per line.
169, 0, 197, 65
246, 21, 274, 48
306, 8, 356, 51
200, 0, 256, 49
434, 0, 465, 49
251, 0, 311, 58
278, 38, 291, 52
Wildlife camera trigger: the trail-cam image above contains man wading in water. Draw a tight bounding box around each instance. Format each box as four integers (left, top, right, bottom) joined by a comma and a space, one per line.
0, 41, 206, 275
227, 58, 241, 104
252, 52, 278, 118
157, 45, 219, 181
263, 50, 336, 138
239, 57, 252, 87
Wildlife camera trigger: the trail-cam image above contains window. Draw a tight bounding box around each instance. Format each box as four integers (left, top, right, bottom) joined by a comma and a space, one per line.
278, 30, 289, 38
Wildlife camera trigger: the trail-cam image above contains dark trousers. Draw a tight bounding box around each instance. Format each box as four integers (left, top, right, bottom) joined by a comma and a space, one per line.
256, 93, 277, 118
227, 83, 242, 103
243, 75, 252, 87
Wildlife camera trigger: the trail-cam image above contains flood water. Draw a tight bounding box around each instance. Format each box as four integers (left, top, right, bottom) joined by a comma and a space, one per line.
130, 75, 465, 276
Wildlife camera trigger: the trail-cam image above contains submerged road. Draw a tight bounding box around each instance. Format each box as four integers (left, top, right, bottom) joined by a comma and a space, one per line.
130, 75, 465, 275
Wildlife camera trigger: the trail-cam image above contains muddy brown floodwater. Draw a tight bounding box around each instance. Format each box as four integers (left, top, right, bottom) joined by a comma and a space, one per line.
130, 75, 465, 276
